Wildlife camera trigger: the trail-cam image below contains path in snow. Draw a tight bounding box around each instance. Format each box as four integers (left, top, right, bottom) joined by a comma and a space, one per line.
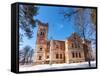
19, 61, 96, 71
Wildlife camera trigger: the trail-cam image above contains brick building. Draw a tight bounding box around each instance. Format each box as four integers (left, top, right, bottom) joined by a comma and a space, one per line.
33, 21, 93, 65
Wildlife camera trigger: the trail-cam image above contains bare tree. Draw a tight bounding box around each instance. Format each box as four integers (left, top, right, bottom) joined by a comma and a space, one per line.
60, 8, 96, 67
28, 49, 34, 64
19, 46, 34, 65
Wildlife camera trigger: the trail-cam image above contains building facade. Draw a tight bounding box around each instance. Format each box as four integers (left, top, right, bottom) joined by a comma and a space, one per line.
33, 21, 93, 65
49, 40, 65, 64
65, 33, 85, 63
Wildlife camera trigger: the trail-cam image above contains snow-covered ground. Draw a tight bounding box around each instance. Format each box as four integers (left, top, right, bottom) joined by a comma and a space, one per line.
19, 61, 96, 71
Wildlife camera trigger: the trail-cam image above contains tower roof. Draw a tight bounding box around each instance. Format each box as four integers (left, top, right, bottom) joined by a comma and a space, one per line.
38, 20, 48, 27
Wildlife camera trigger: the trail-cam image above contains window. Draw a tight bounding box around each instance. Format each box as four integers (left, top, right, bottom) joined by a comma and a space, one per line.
60, 54, 62, 59
40, 47, 42, 51
79, 53, 81, 58
73, 61, 75, 63
40, 32, 42, 35
76, 53, 78, 58
39, 56, 42, 60
47, 55, 49, 59
56, 54, 59, 59
72, 52, 75, 58
40, 32, 44, 36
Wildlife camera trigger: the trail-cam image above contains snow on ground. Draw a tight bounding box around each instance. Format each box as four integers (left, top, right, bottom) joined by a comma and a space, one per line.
19, 61, 96, 71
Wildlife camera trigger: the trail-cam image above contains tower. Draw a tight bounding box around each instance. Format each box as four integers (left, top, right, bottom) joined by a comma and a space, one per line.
33, 21, 48, 64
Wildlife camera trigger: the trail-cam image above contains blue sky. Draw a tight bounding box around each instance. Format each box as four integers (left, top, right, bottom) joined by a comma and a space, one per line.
19, 5, 75, 50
